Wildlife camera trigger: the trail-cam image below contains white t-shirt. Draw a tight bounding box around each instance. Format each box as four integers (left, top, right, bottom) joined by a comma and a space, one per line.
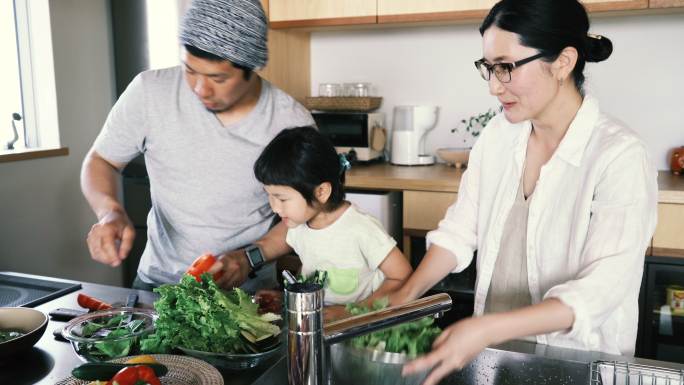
427, 95, 658, 356
286, 204, 396, 305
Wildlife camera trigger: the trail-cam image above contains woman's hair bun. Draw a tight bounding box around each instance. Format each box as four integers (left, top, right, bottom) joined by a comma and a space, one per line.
584, 34, 613, 63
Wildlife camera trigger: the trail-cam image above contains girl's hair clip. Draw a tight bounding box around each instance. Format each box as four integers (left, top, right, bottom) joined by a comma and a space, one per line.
339, 153, 352, 174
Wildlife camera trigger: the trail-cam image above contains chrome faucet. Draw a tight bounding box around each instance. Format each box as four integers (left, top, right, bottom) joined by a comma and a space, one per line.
284, 275, 452, 385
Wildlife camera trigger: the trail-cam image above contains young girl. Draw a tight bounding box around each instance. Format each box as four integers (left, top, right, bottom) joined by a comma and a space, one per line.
253, 126, 412, 321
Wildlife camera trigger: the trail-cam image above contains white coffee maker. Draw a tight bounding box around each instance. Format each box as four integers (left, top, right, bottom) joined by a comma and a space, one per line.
390, 105, 439, 166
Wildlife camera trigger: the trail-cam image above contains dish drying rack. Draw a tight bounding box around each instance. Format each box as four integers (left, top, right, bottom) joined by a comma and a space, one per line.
591, 361, 684, 385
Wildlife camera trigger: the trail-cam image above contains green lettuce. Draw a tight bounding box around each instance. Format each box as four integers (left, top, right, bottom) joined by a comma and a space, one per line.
141, 274, 281, 354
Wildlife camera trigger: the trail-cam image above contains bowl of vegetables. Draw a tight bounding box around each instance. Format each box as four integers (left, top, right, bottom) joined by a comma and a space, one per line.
139, 274, 283, 370
62, 308, 157, 362
0, 307, 48, 357
329, 301, 442, 385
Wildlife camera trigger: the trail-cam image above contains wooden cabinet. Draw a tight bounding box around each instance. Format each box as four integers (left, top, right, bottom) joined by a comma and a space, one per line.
257, 1, 310, 104
258, 29, 310, 104
377, 0, 496, 24
269, 0, 653, 29
402, 190, 457, 256
649, 0, 684, 8
581, 0, 648, 12
268, 0, 376, 29
652, 203, 684, 258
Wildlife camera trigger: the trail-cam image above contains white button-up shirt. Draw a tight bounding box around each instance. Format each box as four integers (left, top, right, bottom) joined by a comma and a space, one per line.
426, 95, 658, 356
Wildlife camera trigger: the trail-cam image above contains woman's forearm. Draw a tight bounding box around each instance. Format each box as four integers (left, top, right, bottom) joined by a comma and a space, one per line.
483, 298, 575, 345
391, 244, 460, 305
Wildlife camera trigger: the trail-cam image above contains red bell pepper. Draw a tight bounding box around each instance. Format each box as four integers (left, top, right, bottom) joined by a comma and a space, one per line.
77, 293, 112, 311
186, 253, 224, 282
110, 365, 161, 385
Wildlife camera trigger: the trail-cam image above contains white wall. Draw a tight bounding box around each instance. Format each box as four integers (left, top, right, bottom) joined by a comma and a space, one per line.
311, 13, 684, 170
0, 0, 121, 285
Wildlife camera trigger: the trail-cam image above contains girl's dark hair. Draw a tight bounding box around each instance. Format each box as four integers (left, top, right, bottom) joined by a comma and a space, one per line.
479, 0, 613, 92
254, 126, 346, 211
184, 44, 253, 80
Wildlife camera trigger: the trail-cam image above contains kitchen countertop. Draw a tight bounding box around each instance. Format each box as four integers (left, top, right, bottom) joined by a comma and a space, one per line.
5, 272, 684, 385
0, 273, 275, 385
345, 162, 684, 203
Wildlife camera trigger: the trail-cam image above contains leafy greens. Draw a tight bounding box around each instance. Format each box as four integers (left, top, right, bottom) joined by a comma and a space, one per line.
346, 298, 441, 357
141, 273, 281, 354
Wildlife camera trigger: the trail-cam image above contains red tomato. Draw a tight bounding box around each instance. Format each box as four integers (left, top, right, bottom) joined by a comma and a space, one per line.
186, 253, 224, 282
76, 293, 112, 311
111, 365, 161, 385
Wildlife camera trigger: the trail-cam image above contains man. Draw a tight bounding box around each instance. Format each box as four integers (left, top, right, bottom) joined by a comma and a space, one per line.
81, 0, 313, 291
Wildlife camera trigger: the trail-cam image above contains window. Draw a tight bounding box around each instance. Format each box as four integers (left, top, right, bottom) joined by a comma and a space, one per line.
1, 0, 60, 156
146, 0, 181, 70
0, 1, 23, 151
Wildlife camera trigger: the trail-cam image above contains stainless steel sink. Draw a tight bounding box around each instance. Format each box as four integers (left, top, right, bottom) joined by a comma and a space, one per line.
252, 341, 592, 385
253, 340, 684, 385
0, 271, 81, 307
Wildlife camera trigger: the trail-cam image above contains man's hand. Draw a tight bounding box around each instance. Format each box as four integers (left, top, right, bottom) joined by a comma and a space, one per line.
86, 208, 135, 267
210, 249, 251, 289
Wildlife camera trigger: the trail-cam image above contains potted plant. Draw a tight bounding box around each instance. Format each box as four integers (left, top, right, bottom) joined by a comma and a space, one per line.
437, 108, 497, 168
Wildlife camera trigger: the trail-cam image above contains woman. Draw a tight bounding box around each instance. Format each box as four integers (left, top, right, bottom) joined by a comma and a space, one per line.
394, 1, 658, 384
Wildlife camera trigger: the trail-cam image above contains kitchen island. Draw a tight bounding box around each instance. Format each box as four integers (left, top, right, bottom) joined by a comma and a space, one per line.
5, 272, 684, 385
0, 273, 276, 385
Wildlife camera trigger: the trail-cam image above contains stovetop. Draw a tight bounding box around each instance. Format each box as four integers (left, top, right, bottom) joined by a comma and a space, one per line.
0, 271, 81, 307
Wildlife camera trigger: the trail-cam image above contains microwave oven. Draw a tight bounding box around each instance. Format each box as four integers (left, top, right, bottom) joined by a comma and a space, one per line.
312, 112, 386, 162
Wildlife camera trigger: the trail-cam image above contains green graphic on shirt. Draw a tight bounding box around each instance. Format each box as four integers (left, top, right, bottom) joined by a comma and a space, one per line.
327, 267, 359, 295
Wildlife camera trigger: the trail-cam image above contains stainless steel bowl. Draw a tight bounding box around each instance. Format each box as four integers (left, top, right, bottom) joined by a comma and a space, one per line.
330, 342, 430, 385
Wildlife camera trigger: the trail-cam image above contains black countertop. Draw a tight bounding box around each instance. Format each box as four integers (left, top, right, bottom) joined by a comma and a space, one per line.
0, 273, 275, 385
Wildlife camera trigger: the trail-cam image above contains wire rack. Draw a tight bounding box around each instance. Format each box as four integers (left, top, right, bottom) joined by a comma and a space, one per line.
591, 361, 684, 385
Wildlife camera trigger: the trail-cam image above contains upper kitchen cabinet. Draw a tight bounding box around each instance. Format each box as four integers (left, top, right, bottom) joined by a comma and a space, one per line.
581, 0, 647, 12
258, 1, 311, 103
268, 0, 377, 29
269, 0, 662, 29
378, 0, 648, 24
377, 0, 497, 24
649, 0, 684, 8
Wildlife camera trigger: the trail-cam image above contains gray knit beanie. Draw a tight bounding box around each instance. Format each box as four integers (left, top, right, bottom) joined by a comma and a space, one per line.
179, 0, 268, 69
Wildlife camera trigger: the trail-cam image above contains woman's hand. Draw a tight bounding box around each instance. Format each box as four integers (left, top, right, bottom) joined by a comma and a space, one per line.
323, 305, 350, 323
402, 316, 495, 385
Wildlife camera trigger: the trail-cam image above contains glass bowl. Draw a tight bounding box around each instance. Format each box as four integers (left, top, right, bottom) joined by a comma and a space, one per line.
61, 307, 157, 362
177, 342, 282, 370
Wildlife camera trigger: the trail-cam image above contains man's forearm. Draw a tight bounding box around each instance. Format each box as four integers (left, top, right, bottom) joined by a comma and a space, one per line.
253, 221, 292, 262
80, 150, 125, 220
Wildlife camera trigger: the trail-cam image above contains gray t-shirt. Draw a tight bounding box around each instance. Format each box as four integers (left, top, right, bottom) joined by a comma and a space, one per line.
93, 66, 314, 285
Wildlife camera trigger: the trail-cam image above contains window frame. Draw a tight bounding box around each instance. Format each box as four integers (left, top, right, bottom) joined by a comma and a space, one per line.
1, 0, 63, 160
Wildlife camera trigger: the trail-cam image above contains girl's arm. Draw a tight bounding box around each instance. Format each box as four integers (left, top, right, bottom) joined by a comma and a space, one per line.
323, 247, 412, 323
360, 246, 413, 307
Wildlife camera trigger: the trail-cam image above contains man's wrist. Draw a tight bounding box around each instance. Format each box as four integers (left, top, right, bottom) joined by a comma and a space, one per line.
244, 244, 266, 277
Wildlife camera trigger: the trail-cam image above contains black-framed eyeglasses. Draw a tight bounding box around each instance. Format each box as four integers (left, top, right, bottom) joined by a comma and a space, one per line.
474, 52, 545, 83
